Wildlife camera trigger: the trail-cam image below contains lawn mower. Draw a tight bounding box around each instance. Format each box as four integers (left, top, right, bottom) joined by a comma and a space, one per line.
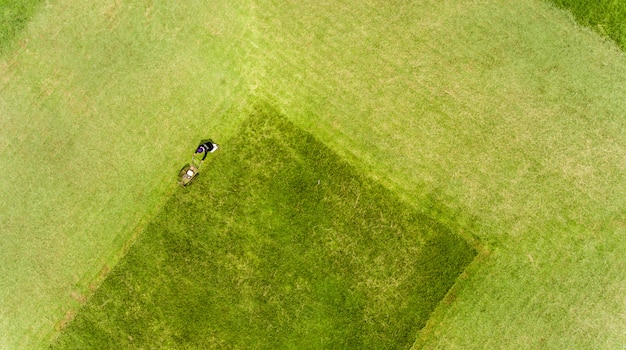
178, 154, 203, 187
178, 140, 219, 187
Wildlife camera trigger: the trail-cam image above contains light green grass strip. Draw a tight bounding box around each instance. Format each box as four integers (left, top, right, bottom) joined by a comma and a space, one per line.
0, 1, 254, 347
247, 0, 626, 348
2, 0, 626, 348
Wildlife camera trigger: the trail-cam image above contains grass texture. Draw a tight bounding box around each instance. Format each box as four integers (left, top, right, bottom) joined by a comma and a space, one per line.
548, 0, 626, 50
0, 0, 44, 51
246, 1, 626, 348
0, 1, 254, 347
51, 109, 475, 349
1, 0, 625, 348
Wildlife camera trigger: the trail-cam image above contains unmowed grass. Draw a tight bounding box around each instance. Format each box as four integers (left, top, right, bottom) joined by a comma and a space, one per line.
2, 0, 626, 348
50, 108, 475, 349
548, 0, 626, 50
246, 0, 626, 348
0, 0, 43, 51
0, 0, 253, 347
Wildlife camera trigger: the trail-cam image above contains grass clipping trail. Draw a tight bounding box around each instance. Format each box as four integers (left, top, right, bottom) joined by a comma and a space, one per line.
51, 107, 475, 349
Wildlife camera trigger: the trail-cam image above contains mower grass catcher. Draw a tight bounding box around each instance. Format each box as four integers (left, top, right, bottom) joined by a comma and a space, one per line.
178, 163, 199, 187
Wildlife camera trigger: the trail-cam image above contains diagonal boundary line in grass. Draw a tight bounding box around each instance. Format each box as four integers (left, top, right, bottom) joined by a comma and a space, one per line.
0, 1, 259, 346
545, 0, 626, 51
41, 97, 254, 346
51, 103, 477, 349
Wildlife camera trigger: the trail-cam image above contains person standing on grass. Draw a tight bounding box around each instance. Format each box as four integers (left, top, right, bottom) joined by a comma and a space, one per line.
195, 139, 218, 161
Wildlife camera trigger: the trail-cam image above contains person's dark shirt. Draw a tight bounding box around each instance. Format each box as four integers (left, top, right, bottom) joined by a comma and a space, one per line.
196, 142, 215, 160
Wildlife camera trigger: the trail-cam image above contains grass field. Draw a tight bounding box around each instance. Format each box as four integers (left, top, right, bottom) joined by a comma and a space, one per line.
550, 0, 626, 50
1, 0, 625, 349
248, 1, 626, 348
0, 0, 44, 52
50, 109, 475, 349
0, 1, 254, 347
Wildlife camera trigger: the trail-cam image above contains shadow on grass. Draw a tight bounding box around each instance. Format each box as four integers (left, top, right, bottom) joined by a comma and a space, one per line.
51, 105, 476, 349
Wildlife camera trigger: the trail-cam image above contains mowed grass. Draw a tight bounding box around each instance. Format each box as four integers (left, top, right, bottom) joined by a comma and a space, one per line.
247, 0, 626, 348
1, 0, 626, 348
51, 108, 475, 349
0, 0, 254, 347
548, 0, 626, 50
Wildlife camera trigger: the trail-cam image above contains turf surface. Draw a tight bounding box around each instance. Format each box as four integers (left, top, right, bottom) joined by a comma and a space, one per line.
1, 0, 626, 348
0, 1, 254, 347
0, 0, 44, 51
246, 1, 626, 348
548, 0, 626, 50
51, 109, 475, 349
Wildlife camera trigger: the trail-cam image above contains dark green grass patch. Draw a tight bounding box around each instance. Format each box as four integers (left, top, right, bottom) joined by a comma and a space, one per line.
51, 107, 475, 349
0, 0, 43, 50
548, 0, 626, 50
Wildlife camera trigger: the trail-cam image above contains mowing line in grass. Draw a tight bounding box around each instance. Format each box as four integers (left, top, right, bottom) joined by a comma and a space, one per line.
51, 106, 475, 349
546, 0, 626, 50
0, 1, 255, 347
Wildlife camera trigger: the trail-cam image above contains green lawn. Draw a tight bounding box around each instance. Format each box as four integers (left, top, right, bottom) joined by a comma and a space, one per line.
248, 0, 626, 348
0, 1, 253, 347
0, 0, 44, 51
51, 109, 475, 349
1, 0, 625, 349
548, 0, 626, 50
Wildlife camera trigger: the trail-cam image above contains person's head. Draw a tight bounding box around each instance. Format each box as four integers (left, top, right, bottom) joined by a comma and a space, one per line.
196, 147, 204, 153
